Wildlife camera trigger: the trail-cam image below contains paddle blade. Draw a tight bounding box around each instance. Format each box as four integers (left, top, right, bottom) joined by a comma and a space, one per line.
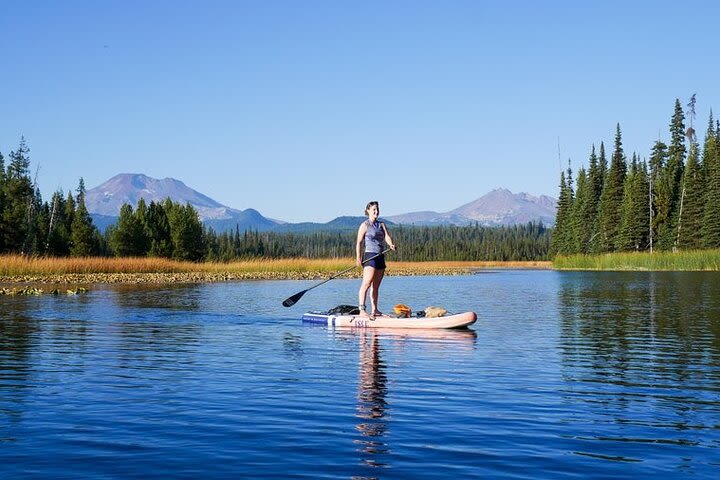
282, 290, 306, 307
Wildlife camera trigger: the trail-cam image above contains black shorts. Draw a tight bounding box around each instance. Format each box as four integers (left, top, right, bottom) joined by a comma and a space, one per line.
362, 251, 386, 270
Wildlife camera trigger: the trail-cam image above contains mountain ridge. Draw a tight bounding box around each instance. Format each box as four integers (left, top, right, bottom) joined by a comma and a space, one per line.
85, 174, 556, 232
385, 188, 556, 226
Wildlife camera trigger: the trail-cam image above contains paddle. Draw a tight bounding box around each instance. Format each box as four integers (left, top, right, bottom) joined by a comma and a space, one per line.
282, 248, 391, 307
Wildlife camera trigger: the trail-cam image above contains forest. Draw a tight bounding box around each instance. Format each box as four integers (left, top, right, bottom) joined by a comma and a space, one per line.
0, 137, 550, 262
551, 96, 720, 255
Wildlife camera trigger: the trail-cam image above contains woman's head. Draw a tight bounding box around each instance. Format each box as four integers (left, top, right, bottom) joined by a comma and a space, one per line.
365, 201, 379, 217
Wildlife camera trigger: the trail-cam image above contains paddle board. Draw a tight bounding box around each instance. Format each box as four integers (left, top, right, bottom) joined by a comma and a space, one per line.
302, 310, 477, 329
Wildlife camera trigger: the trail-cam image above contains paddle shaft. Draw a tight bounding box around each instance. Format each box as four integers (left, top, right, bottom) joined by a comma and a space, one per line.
282, 248, 390, 307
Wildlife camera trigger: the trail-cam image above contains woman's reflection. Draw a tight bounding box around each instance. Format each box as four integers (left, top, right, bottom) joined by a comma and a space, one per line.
355, 331, 389, 469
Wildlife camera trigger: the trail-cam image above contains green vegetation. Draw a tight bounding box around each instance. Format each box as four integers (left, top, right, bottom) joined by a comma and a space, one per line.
554, 250, 720, 271
203, 223, 550, 262
552, 96, 720, 260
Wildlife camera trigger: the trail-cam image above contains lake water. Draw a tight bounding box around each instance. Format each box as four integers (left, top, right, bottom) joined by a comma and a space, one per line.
1, 270, 719, 479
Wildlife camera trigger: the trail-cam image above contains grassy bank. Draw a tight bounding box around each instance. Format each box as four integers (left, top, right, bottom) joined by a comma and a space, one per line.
0, 255, 551, 284
553, 250, 720, 271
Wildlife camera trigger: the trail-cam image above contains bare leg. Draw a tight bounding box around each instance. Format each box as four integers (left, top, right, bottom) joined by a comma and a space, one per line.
358, 266, 376, 317
370, 269, 385, 316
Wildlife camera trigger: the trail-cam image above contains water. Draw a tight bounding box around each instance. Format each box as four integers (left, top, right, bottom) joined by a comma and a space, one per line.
1, 271, 719, 478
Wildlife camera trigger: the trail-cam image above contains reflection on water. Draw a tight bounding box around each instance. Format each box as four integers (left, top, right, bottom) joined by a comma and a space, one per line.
559, 272, 720, 376
355, 332, 389, 470
346, 327, 477, 475
557, 272, 720, 460
110, 283, 204, 311
0, 310, 39, 430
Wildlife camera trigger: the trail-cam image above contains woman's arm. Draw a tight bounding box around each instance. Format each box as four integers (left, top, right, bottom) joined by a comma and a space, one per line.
381, 223, 396, 250
356, 223, 367, 265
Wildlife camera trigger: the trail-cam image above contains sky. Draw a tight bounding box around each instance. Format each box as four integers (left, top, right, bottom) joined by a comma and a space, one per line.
2, 1, 719, 223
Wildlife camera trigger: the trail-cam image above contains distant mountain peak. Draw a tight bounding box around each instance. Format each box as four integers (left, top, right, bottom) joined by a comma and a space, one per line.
385, 189, 556, 226
86, 173, 556, 233
85, 173, 280, 232
87, 173, 224, 216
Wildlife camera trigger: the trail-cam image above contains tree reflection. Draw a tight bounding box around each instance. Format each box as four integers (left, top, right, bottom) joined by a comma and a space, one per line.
0, 301, 43, 429
558, 271, 720, 412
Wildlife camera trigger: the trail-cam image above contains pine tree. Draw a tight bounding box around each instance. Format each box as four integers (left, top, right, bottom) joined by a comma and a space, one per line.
134, 198, 151, 255
650, 140, 670, 249
588, 143, 607, 253
46, 191, 71, 255
583, 145, 603, 253
550, 169, 574, 256
657, 99, 687, 249
0, 151, 6, 253
618, 155, 650, 250
570, 167, 591, 253
146, 201, 173, 257
677, 142, 704, 249
25, 185, 45, 254
64, 191, 76, 248
702, 112, 720, 247
110, 203, 145, 256
70, 178, 97, 256
597, 125, 627, 251
2, 138, 35, 252
166, 201, 205, 261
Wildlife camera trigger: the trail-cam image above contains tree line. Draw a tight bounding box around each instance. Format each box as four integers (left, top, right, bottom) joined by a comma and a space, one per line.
551, 96, 720, 255
203, 222, 550, 262
0, 138, 99, 256
1, 136, 551, 262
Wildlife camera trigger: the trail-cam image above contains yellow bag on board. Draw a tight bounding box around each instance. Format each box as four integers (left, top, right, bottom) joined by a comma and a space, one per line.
393, 304, 412, 318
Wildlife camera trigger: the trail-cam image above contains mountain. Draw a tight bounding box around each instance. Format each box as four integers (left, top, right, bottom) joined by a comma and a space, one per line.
385, 188, 557, 226
85, 174, 556, 232
85, 174, 280, 232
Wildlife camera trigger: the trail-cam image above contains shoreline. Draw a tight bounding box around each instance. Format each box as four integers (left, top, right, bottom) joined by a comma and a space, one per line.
0, 261, 552, 289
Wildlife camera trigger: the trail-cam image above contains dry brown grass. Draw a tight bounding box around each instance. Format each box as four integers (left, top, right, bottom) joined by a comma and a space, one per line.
0, 254, 550, 284
389, 260, 551, 272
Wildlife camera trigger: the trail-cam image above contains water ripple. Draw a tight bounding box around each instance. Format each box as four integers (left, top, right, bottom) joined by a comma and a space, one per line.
2, 273, 720, 478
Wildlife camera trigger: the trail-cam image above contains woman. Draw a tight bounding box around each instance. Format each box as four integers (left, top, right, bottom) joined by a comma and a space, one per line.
356, 201, 395, 318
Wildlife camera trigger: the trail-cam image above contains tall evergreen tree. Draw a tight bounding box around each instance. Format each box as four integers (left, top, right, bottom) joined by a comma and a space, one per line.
46, 191, 71, 255
657, 99, 687, 249
166, 201, 205, 261
550, 168, 574, 256
702, 112, 720, 247
2, 137, 35, 253
597, 125, 627, 251
677, 141, 704, 249
618, 155, 650, 250
146, 200, 173, 257
0, 151, 6, 252
110, 203, 145, 256
70, 178, 97, 256
650, 140, 670, 249
25, 184, 45, 254
134, 198, 151, 255
588, 142, 608, 253
570, 167, 591, 253
584, 145, 603, 253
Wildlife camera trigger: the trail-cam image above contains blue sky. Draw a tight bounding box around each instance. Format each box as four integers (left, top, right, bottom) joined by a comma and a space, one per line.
2, 1, 718, 222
